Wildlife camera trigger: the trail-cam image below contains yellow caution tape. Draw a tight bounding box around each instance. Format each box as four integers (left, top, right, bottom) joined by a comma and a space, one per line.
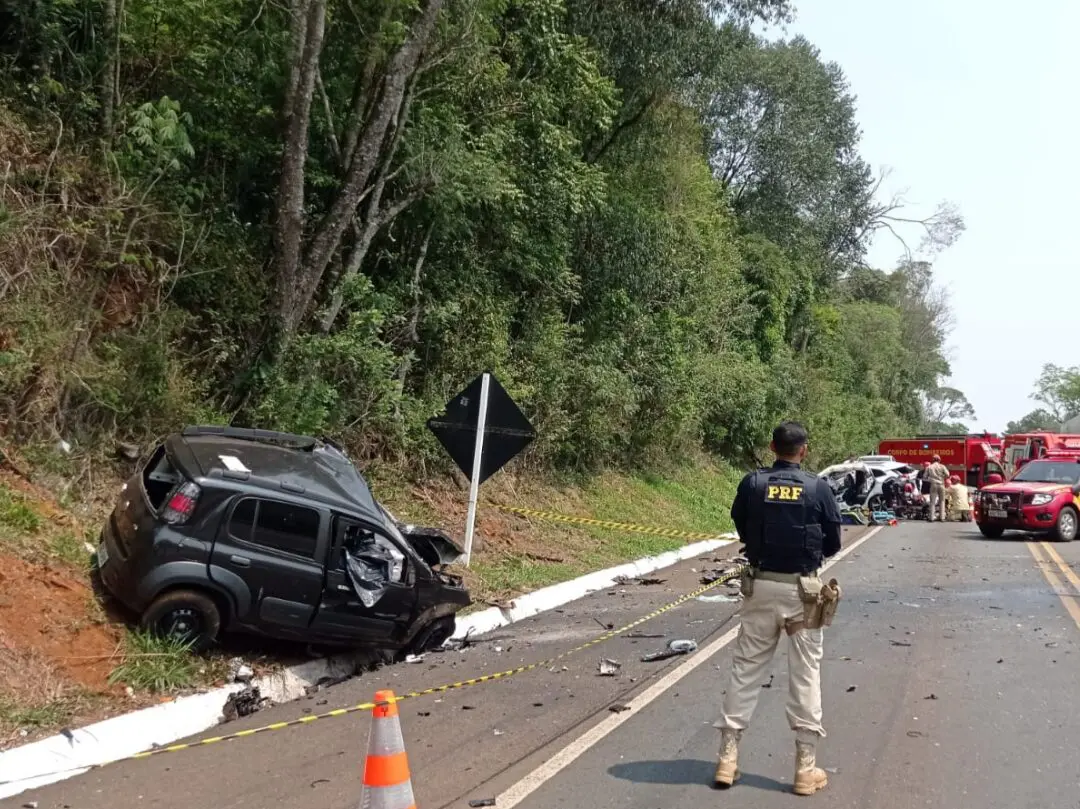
4, 564, 745, 783
496, 505, 733, 541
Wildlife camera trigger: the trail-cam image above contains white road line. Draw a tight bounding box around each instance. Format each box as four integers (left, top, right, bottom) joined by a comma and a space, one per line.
495, 525, 885, 809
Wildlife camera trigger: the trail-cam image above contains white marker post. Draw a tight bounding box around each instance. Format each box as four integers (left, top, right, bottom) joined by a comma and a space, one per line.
462, 372, 491, 567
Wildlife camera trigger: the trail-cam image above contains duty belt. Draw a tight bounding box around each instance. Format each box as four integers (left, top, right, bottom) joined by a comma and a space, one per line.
752, 569, 819, 584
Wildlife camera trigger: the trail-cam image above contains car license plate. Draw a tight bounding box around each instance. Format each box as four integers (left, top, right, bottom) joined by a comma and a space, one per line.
97, 541, 109, 569
988, 509, 1007, 519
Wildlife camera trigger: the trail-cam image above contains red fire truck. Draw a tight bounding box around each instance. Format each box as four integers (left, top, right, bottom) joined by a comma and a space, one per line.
1000, 432, 1080, 477
877, 434, 1005, 489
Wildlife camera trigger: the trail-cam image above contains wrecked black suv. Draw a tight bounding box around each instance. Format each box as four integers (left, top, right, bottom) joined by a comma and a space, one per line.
96, 425, 471, 653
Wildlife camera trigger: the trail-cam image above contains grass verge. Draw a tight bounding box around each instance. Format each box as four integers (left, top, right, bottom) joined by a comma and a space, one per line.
464, 460, 742, 600
108, 631, 202, 693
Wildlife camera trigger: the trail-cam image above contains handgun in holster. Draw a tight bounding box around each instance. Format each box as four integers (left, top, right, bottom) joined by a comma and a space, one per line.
798, 576, 842, 630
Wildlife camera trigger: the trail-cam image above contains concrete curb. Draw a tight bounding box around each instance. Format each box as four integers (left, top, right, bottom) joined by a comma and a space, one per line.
0, 534, 736, 798
451, 535, 737, 638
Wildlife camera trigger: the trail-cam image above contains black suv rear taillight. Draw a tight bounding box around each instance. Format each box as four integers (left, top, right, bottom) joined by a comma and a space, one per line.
161, 481, 201, 524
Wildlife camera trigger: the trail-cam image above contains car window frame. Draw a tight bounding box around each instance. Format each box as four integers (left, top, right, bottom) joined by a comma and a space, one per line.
226, 496, 325, 563
330, 512, 416, 587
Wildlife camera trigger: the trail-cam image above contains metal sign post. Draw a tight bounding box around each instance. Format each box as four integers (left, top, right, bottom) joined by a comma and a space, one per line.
462, 373, 490, 566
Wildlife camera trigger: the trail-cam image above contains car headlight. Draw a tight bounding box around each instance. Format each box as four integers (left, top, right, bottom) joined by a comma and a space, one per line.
1031, 493, 1054, 506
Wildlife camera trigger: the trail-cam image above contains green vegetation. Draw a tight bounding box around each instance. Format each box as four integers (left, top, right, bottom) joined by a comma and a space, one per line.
0, 485, 42, 535
0, 693, 87, 730
1007, 364, 1080, 432
0, 2, 969, 482
108, 631, 201, 693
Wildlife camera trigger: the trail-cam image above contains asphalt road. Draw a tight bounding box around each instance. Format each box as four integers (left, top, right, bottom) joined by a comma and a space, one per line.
12, 521, 1080, 809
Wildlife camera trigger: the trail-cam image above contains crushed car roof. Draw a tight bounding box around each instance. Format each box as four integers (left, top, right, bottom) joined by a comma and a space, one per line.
171, 427, 381, 518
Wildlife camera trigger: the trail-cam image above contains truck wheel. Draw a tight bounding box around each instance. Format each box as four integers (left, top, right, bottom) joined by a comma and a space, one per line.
1053, 506, 1078, 542
408, 617, 456, 655
141, 590, 221, 651
978, 523, 1005, 539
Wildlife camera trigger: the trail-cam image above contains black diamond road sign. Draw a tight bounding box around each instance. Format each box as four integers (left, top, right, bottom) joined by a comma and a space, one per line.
427, 373, 536, 485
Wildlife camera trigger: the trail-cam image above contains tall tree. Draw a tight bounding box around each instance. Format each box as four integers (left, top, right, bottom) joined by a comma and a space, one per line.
1031, 363, 1080, 422
920, 386, 976, 432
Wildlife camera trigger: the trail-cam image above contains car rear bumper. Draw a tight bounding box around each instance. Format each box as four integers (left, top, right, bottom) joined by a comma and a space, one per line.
97, 518, 152, 613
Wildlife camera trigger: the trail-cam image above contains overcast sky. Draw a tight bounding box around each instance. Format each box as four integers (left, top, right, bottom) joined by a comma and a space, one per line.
784, 0, 1077, 432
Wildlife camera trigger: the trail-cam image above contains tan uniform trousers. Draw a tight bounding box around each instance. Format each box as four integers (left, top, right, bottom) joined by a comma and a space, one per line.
717, 578, 825, 741
929, 483, 947, 522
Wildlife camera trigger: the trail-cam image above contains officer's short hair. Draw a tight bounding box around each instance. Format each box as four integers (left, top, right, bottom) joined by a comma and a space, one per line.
772, 421, 809, 456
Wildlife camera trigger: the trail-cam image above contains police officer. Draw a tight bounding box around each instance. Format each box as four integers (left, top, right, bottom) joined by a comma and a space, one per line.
714, 421, 842, 796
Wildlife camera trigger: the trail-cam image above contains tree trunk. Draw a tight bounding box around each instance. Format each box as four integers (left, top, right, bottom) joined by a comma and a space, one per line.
393, 223, 433, 422
273, 0, 327, 338
395, 223, 433, 388
291, 0, 444, 330
99, 0, 118, 140
317, 76, 420, 334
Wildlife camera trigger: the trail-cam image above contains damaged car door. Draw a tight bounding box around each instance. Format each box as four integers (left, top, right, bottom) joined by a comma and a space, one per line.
309, 515, 418, 645
210, 497, 327, 636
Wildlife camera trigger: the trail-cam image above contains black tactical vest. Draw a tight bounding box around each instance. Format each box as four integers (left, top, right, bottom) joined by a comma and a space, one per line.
745, 466, 824, 575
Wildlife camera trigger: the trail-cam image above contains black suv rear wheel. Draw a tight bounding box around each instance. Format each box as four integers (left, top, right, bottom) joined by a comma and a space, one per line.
141, 590, 221, 651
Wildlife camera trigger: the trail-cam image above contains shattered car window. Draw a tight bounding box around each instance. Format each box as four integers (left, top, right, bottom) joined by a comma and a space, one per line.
343, 527, 407, 608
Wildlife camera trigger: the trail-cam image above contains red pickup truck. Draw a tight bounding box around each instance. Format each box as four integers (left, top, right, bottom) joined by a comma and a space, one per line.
974, 454, 1080, 541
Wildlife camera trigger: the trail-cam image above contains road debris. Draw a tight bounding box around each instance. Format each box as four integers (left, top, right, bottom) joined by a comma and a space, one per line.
889, 640, 912, 647
846, 685, 856, 692
697, 593, 741, 604
594, 617, 615, 631
404, 653, 425, 664
469, 799, 497, 807
609, 704, 631, 713
638, 577, 666, 586
642, 639, 697, 662
924, 694, 937, 700
907, 730, 925, 738
625, 632, 665, 639
228, 657, 255, 683
598, 658, 622, 676
761, 674, 774, 689
222, 686, 269, 722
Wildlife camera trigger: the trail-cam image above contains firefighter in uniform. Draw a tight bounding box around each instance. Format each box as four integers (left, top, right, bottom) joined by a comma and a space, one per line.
714, 421, 843, 796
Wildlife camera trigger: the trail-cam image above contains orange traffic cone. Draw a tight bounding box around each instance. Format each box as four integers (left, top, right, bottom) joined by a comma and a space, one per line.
360, 690, 416, 809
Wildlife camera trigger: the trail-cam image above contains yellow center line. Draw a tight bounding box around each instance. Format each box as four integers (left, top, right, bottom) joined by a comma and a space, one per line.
1038, 541, 1080, 592
1026, 541, 1080, 629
